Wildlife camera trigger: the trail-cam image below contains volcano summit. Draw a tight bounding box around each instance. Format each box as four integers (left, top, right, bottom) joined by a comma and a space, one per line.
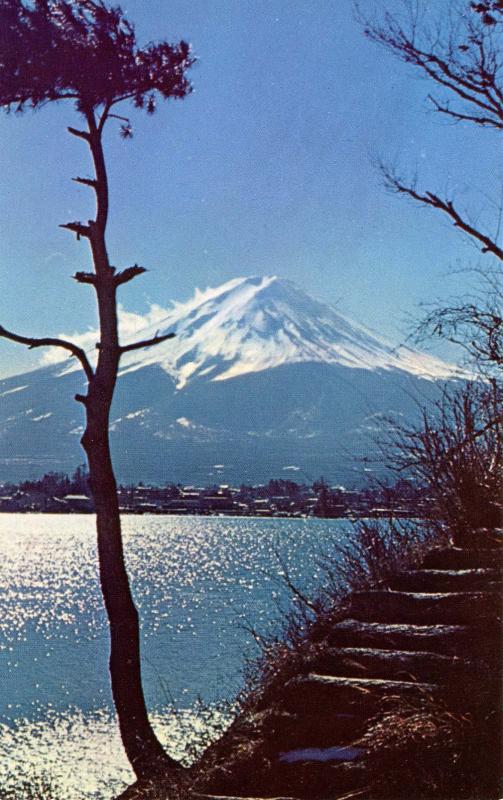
0, 276, 459, 484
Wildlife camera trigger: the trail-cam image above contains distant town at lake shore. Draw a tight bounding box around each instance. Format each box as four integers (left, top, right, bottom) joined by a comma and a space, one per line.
0, 468, 425, 518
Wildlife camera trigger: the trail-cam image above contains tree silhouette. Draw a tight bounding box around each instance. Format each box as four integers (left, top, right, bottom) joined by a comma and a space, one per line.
388, 381, 502, 531
358, 1, 502, 401
357, 0, 503, 261
358, 1, 502, 529
0, 0, 194, 783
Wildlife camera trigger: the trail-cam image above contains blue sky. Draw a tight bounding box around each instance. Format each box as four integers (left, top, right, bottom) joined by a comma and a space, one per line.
0, 0, 500, 377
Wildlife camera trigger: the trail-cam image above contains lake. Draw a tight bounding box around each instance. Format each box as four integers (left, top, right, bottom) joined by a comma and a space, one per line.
0, 514, 351, 798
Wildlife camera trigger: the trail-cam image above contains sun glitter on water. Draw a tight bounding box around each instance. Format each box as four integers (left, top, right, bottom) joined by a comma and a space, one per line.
0, 513, 350, 796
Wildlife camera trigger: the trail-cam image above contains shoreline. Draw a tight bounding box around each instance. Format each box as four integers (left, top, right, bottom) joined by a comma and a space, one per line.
0, 509, 421, 520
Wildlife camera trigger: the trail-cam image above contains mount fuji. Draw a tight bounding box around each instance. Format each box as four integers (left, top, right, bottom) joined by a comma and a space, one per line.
0, 276, 460, 485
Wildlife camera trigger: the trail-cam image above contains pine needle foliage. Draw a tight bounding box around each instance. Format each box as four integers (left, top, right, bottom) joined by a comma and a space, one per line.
0, 0, 194, 115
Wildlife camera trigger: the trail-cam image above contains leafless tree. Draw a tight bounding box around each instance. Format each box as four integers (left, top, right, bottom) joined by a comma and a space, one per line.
357, 0, 503, 261
388, 381, 502, 531
0, 0, 194, 783
358, 1, 503, 468
414, 267, 502, 375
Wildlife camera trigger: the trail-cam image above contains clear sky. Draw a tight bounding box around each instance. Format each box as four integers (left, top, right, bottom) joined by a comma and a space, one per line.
0, 0, 500, 377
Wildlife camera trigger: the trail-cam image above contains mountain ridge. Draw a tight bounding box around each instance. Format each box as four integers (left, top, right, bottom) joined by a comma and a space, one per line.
116, 275, 458, 388
0, 276, 461, 484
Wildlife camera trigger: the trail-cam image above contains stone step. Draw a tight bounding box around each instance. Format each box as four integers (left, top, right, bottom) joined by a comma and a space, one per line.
266, 760, 367, 799
201, 759, 367, 800
349, 590, 500, 626
388, 568, 502, 594
259, 709, 369, 752
452, 528, 503, 549
306, 646, 482, 684
327, 618, 486, 657
422, 547, 503, 570
193, 795, 301, 800
281, 673, 438, 716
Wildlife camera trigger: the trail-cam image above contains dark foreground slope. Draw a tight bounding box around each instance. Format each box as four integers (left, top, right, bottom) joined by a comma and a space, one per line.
119, 527, 503, 800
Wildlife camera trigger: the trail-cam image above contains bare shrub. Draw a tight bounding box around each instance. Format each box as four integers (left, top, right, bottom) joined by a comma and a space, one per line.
240, 515, 444, 713
387, 381, 502, 532
326, 516, 444, 593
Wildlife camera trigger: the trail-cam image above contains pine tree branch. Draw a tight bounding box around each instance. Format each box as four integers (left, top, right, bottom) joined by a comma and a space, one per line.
72, 176, 98, 189
114, 265, 147, 286
108, 113, 130, 123
98, 100, 113, 134
67, 126, 91, 141
0, 326, 94, 382
59, 221, 91, 241
120, 332, 175, 354
73, 271, 97, 285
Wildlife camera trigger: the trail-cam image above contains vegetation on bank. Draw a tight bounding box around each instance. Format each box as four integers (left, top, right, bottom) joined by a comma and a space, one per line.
191, 519, 501, 800
237, 518, 444, 705
184, 374, 501, 799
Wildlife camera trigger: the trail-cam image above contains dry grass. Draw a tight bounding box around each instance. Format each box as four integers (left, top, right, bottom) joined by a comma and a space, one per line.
322, 516, 445, 593
358, 688, 502, 800
239, 516, 445, 710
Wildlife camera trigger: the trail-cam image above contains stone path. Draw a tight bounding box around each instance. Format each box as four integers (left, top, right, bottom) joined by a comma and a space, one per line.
196, 532, 502, 800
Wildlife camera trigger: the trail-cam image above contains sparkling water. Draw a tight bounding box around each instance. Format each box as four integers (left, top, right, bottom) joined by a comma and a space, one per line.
0, 514, 350, 798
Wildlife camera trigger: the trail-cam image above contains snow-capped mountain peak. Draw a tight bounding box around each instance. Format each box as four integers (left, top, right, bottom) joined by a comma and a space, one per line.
116, 275, 458, 388
0, 275, 464, 485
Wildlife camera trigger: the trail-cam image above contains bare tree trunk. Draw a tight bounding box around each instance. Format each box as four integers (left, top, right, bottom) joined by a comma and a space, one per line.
0, 102, 182, 783
82, 400, 180, 779
76, 111, 181, 781
0, 6, 194, 784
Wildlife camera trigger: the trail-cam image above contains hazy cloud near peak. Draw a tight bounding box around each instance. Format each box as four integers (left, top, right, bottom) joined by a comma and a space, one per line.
40, 303, 171, 368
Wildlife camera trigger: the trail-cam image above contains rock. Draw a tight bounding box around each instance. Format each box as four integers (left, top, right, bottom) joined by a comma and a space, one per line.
423, 547, 503, 570
388, 568, 501, 593
306, 646, 482, 684
349, 590, 500, 625
327, 618, 478, 656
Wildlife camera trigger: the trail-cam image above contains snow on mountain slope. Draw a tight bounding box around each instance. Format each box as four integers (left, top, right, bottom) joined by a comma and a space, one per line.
104, 275, 458, 388
0, 276, 464, 484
